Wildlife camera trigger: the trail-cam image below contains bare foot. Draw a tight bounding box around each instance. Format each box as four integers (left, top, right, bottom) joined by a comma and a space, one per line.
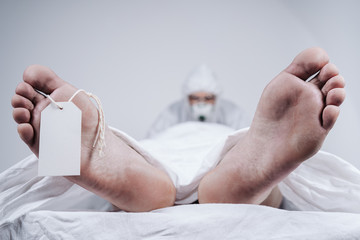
12, 65, 175, 212
198, 48, 345, 205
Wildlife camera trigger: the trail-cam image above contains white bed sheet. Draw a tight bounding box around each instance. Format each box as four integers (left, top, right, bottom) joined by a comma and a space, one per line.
3, 205, 360, 240
1, 123, 360, 239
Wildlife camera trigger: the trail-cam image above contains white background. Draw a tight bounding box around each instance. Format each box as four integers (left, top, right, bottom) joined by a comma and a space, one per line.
1, 0, 359, 172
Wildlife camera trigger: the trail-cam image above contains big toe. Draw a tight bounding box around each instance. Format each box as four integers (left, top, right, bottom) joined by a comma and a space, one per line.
23, 64, 65, 94
285, 47, 330, 80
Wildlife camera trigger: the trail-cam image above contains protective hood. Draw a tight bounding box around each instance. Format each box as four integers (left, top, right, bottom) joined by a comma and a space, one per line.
182, 64, 222, 96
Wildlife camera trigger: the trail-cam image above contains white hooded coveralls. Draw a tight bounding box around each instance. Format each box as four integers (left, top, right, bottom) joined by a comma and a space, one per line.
147, 64, 247, 138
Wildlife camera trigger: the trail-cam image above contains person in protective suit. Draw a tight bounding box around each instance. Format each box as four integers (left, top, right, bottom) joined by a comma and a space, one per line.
147, 64, 248, 138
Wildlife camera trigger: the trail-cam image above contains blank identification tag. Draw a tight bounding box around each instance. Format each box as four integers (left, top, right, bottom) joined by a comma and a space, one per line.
38, 102, 82, 176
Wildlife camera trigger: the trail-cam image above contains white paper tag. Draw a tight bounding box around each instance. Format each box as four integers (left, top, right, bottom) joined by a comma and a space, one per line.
38, 102, 82, 176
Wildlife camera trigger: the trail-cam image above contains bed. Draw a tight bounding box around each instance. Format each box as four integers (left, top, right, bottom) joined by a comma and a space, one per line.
1, 123, 360, 239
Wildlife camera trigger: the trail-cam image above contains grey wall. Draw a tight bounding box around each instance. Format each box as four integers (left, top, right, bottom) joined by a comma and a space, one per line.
1, 0, 359, 172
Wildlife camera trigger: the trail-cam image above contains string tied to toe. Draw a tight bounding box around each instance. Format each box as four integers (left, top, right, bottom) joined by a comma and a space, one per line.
69, 89, 106, 157
35, 89, 64, 110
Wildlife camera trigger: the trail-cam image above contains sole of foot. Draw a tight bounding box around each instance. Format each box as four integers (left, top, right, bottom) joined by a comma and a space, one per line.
198, 47, 345, 205
12, 65, 176, 211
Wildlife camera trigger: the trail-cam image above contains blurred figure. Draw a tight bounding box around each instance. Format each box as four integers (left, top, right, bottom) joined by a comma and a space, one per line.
147, 64, 247, 138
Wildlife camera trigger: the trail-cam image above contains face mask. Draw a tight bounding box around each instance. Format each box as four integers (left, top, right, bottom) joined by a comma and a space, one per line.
191, 102, 214, 122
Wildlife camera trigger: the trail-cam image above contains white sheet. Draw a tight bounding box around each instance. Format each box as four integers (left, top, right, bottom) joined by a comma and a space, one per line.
1, 123, 360, 239
3, 205, 360, 239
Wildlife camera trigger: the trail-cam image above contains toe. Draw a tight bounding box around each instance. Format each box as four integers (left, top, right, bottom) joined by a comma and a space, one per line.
322, 105, 340, 130
23, 65, 64, 94
321, 75, 345, 96
11, 94, 34, 110
18, 123, 35, 147
318, 63, 339, 83
13, 108, 31, 124
326, 88, 346, 106
15, 82, 44, 104
285, 47, 329, 80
